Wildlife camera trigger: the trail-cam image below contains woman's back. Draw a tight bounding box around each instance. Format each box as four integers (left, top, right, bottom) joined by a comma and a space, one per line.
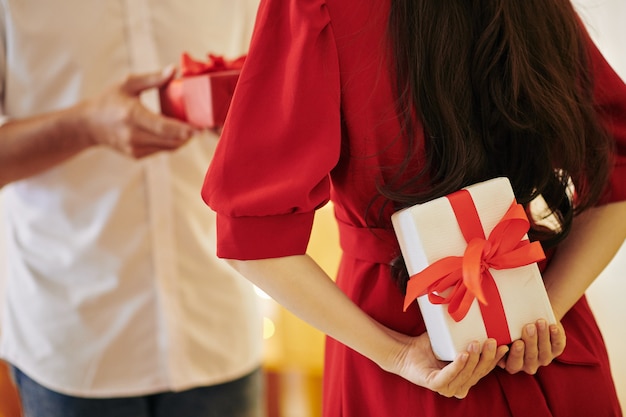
205, 0, 626, 415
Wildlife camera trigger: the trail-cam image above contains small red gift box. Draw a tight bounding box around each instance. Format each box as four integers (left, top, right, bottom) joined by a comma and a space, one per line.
159, 52, 245, 129
391, 177, 557, 361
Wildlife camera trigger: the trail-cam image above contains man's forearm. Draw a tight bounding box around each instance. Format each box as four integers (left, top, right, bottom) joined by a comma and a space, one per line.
0, 104, 92, 187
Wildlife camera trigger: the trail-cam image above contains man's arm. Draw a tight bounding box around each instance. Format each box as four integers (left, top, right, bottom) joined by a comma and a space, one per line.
0, 67, 196, 187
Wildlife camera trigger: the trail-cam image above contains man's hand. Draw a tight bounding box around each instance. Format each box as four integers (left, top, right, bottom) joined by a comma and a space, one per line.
81, 66, 197, 158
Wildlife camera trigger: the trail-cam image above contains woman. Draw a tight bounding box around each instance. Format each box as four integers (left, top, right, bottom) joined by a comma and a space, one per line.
203, 0, 626, 415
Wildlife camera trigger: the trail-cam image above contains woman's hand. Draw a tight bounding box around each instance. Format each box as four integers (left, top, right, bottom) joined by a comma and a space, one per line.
383, 331, 509, 399
498, 319, 566, 374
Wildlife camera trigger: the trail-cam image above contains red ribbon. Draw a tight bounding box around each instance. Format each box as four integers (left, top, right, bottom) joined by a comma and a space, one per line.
180, 52, 246, 77
402, 189, 546, 344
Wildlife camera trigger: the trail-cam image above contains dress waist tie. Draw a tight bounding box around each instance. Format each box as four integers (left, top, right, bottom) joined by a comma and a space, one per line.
336, 219, 399, 265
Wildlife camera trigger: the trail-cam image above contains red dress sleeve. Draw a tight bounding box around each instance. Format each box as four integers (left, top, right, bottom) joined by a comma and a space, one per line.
586, 32, 626, 204
202, 0, 341, 260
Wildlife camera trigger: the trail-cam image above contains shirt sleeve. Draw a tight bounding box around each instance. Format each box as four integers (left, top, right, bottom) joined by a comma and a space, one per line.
202, 0, 341, 260
585, 32, 626, 204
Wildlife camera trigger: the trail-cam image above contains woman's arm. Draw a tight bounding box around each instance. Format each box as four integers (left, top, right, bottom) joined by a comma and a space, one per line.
544, 200, 626, 321
498, 200, 626, 374
228, 254, 509, 398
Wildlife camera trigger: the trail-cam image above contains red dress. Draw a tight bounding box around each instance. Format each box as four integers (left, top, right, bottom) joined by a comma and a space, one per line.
203, 0, 626, 415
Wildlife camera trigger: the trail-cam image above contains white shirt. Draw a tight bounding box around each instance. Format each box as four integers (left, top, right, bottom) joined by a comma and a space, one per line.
0, 0, 263, 397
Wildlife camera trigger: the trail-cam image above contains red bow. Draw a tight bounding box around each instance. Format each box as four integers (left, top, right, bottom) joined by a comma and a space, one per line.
403, 200, 546, 322
180, 52, 246, 77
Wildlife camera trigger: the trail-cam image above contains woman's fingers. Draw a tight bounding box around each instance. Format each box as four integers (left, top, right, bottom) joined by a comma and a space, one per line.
419, 320, 565, 398
522, 323, 540, 374
504, 324, 540, 375
433, 339, 509, 399
503, 339, 526, 373
502, 319, 567, 375
446, 342, 481, 397
429, 349, 474, 398
536, 320, 553, 366
454, 339, 509, 398
549, 323, 566, 357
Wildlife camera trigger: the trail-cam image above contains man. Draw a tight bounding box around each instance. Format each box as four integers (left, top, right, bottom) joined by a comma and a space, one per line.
0, 1, 264, 416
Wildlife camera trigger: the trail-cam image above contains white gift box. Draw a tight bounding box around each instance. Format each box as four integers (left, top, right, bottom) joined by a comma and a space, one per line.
391, 177, 556, 361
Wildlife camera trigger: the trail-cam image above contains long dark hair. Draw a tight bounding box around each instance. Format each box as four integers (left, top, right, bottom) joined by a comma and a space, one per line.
382, 0, 613, 290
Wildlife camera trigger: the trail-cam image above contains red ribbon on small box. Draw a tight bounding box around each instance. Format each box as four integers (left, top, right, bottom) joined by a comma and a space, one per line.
179, 52, 246, 76
159, 52, 246, 129
402, 189, 546, 344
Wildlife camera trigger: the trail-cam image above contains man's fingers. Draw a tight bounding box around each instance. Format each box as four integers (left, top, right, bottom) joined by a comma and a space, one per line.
122, 65, 177, 96
130, 104, 195, 142
107, 128, 189, 158
128, 145, 167, 159
128, 128, 190, 151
